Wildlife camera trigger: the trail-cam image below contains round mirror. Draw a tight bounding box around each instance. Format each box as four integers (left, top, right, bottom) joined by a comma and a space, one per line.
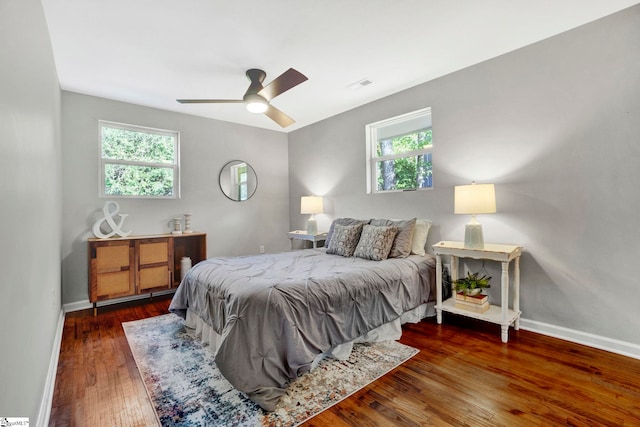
219, 160, 258, 201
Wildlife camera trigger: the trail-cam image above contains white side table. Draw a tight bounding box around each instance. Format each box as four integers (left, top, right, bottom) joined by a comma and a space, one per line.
288, 230, 328, 249
433, 241, 523, 343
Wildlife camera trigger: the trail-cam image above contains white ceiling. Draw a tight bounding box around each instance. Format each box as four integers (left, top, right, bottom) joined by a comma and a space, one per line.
42, 0, 638, 133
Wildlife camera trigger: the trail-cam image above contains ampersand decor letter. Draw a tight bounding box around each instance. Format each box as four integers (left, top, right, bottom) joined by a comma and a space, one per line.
92, 201, 132, 239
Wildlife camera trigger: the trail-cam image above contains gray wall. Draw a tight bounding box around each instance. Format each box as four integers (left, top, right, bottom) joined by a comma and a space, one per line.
0, 0, 63, 422
289, 6, 640, 346
3, 1, 636, 422
61, 92, 291, 305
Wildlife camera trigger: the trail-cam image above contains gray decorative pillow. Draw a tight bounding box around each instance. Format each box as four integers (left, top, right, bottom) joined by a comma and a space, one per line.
325, 218, 369, 251
353, 225, 399, 261
370, 218, 417, 258
326, 223, 364, 257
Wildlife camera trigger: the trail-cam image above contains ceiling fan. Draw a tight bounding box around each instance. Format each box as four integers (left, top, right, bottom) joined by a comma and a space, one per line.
177, 68, 308, 128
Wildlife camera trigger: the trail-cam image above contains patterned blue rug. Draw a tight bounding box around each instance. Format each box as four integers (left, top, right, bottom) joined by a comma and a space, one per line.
123, 314, 418, 426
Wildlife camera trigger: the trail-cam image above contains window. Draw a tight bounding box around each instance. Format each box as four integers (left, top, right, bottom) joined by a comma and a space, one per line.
365, 107, 432, 194
99, 121, 180, 199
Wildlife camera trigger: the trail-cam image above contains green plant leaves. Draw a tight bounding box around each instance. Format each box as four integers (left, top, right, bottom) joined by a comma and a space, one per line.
453, 271, 491, 293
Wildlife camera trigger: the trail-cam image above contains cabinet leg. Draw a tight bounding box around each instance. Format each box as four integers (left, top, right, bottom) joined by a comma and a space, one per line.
501, 325, 509, 343
93, 303, 97, 317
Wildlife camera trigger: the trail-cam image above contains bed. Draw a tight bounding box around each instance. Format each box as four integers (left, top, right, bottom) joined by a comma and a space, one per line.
169, 218, 436, 411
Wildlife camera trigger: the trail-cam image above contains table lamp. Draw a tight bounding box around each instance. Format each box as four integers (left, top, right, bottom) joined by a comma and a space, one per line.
454, 182, 496, 249
301, 196, 323, 234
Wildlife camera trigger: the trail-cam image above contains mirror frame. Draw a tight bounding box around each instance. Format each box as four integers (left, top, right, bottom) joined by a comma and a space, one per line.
218, 160, 258, 202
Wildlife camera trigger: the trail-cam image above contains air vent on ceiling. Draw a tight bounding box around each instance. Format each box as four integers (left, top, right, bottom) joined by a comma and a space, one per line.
347, 78, 373, 90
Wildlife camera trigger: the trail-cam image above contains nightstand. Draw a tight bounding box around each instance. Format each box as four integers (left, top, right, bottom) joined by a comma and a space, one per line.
433, 241, 523, 343
288, 230, 327, 249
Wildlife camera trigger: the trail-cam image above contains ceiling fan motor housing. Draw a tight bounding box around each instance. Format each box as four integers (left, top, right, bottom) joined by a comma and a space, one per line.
245, 69, 266, 95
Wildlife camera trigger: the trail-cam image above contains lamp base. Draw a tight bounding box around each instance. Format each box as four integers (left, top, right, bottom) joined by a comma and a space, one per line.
306, 216, 318, 235
464, 222, 484, 249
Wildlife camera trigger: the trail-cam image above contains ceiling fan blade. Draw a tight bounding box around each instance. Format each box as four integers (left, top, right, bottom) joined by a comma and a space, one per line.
264, 104, 295, 128
177, 99, 244, 104
258, 68, 308, 102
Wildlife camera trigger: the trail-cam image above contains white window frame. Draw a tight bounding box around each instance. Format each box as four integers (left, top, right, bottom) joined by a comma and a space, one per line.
98, 120, 181, 199
230, 162, 248, 201
365, 107, 432, 194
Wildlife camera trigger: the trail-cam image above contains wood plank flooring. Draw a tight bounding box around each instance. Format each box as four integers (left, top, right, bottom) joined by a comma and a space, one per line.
49, 297, 640, 426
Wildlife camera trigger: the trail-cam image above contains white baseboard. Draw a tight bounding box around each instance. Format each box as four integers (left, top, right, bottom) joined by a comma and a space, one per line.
63, 289, 176, 313
519, 318, 640, 361
63, 299, 93, 313
37, 309, 65, 427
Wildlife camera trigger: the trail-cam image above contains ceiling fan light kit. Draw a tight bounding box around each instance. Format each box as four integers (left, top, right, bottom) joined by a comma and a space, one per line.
177, 68, 308, 128
244, 93, 268, 113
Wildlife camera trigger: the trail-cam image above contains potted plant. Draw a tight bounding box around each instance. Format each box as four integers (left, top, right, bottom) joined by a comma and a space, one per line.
454, 271, 491, 297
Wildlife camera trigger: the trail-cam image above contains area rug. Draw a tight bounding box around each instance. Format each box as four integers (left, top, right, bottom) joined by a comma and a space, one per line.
123, 314, 418, 426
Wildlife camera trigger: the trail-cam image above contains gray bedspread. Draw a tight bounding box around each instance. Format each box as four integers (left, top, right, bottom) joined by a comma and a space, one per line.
169, 248, 435, 411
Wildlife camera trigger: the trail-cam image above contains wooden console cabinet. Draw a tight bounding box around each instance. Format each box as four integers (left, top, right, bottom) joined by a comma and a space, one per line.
89, 232, 206, 314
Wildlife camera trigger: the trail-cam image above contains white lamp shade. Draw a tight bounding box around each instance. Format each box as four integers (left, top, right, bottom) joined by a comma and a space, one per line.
454, 183, 496, 215
300, 196, 323, 214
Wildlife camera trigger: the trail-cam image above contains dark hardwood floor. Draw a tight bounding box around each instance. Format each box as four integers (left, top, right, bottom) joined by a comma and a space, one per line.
50, 297, 640, 426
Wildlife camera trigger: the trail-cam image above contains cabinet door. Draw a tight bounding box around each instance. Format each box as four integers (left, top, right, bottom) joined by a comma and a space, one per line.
136, 238, 172, 292
90, 240, 135, 302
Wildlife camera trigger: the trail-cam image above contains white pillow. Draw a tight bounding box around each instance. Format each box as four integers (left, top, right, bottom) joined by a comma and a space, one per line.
410, 219, 432, 255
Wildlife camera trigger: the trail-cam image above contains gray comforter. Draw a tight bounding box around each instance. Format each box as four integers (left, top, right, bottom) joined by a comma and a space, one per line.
169, 248, 435, 411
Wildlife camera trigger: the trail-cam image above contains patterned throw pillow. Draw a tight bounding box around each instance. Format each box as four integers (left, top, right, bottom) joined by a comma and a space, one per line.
353, 225, 399, 261
325, 218, 369, 251
326, 223, 364, 257
370, 218, 416, 258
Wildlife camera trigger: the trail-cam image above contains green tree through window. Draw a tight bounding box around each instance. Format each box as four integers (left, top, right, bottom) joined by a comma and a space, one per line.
99, 121, 180, 198
366, 107, 433, 193
377, 129, 432, 191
